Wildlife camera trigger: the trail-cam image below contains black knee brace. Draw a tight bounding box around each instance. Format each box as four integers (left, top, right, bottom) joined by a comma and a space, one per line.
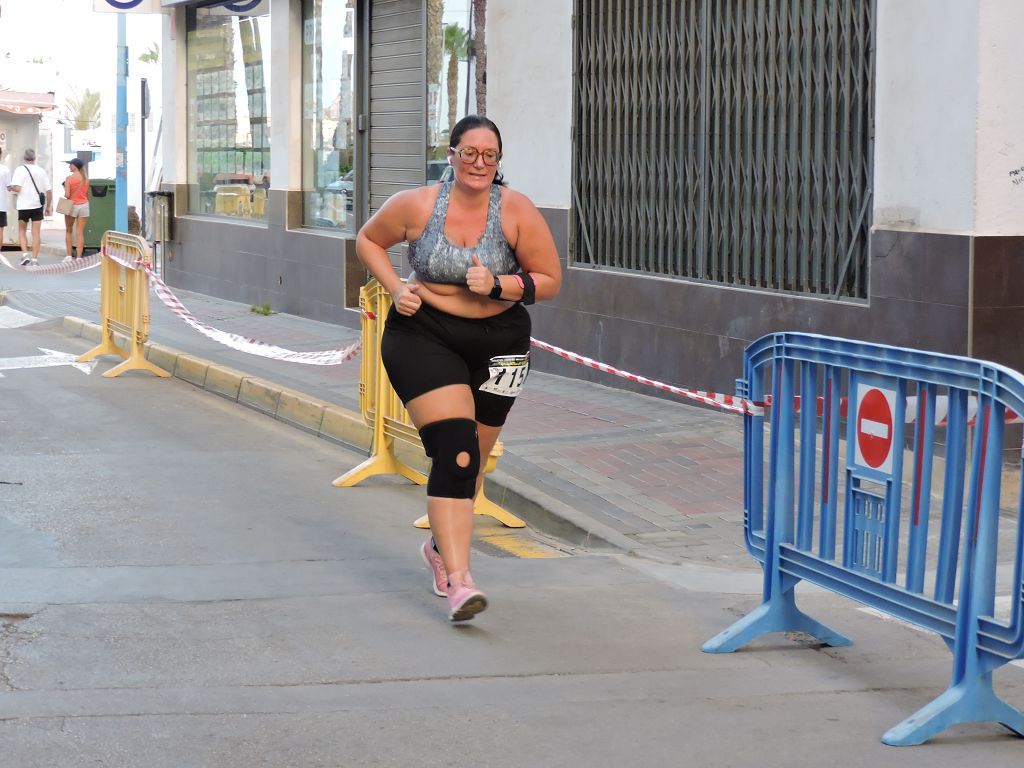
419, 418, 480, 499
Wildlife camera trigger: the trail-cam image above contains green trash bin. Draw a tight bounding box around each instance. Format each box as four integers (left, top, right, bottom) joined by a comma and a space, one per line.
83, 178, 115, 250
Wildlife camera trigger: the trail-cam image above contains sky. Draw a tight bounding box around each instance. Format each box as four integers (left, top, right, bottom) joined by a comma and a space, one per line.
0, 0, 162, 109
1, 1, 163, 195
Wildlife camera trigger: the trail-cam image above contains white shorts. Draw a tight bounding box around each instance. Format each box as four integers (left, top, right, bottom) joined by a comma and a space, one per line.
70, 202, 90, 218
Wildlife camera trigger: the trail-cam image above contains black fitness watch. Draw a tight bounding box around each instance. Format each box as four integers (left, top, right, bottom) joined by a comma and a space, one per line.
488, 273, 503, 299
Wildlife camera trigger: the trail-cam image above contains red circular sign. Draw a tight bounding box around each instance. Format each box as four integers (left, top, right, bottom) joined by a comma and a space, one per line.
857, 388, 893, 468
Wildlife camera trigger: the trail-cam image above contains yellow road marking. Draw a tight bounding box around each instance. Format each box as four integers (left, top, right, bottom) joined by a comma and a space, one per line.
479, 533, 568, 559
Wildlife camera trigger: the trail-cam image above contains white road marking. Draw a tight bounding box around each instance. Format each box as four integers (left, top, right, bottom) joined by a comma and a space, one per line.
0, 306, 41, 329
0, 347, 96, 377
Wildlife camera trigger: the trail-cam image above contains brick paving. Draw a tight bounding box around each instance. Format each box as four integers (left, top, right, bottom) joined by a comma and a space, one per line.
500, 374, 753, 568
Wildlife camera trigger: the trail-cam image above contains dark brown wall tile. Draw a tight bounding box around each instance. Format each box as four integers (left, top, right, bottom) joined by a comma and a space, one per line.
532, 224, 976, 391
973, 236, 1024, 309
870, 230, 970, 305
972, 306, 1024, 370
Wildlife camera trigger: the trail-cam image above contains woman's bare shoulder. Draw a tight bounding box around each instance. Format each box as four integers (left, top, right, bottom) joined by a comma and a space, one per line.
380, 184, 440, 219
500, 186, 540, 214
500, 187, 546, 229
365, 184, 443, 244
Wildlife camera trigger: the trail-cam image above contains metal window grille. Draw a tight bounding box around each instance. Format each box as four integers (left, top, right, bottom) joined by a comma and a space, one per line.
572, 0, 875, 299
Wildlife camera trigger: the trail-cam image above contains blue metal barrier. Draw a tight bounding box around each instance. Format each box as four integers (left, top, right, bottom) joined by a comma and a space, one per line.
703, 333, 1024, 746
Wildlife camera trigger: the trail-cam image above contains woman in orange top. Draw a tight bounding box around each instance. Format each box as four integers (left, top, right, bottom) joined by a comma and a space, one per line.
63, 158, 90, 260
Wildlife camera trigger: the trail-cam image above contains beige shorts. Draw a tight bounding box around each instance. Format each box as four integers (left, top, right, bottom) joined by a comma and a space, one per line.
69, 202, 90, 218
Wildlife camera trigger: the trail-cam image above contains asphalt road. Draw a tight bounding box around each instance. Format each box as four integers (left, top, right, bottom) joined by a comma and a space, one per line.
1, 319, 1023, 766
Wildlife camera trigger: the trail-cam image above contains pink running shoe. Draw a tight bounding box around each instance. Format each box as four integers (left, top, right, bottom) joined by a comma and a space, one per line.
447, 578, 488, 622
420, 538, 448, 597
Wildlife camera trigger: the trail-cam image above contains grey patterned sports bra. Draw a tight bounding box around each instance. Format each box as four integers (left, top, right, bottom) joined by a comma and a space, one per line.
408, 181, 520, 285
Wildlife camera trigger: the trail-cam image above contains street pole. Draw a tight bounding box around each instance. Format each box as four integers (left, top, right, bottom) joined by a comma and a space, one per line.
140, 78, 148, 240
115, 12, 128, 232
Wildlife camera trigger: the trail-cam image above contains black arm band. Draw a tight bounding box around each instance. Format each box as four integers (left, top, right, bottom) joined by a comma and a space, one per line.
518, 272, 536, 305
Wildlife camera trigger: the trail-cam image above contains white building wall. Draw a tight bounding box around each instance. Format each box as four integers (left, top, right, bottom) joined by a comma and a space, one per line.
270, 0, 302, 193
975, 0, 1024, 235
162, 8, 188, 186
873, 0, 979, 234
486, 0, 572, 209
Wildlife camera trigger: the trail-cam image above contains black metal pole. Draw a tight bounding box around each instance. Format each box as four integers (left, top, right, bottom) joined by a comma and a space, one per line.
140, 78, 148, 239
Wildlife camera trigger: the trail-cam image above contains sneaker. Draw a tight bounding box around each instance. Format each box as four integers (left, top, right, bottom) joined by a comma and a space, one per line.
62, 255, 73, 263
447, 576, 487, 622
420, 538, 448, 597
19, 256, 31, 266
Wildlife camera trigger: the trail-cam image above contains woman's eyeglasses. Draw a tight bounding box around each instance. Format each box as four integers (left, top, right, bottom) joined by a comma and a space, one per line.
451, 146, 501, 166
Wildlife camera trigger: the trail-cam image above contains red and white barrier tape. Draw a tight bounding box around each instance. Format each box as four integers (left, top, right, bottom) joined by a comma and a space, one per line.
528, 339, 1024, 426
922, 395, 1022, 425
528, 337, 757, 416
105, 249, 361, 366
774, 394, 1023, 426
0, 253, 101, 275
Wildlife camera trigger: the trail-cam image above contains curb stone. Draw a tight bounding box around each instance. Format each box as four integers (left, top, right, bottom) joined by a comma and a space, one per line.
60, 316, 630, 553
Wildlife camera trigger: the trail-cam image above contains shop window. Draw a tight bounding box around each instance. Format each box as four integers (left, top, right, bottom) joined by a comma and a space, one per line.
302, 0, 356, 232
186, 6, 271, 220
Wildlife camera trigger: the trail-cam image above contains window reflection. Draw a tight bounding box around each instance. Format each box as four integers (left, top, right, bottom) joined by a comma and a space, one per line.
426, 0, 471, 183
302, 0, 356, 231
186, 7, 271, 219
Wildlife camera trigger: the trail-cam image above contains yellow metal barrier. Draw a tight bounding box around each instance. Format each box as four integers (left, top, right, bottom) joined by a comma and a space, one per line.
77, 231, 170, 379
214, 184, 252, 217
333, 280, 524, 528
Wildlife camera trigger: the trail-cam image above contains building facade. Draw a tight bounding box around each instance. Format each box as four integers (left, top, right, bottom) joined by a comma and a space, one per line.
158, 0, 472, 322
158, 0, 1024, 393
1, 91, 57, 248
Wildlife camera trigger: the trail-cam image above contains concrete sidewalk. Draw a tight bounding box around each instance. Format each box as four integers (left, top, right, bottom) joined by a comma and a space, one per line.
5, 228, 753, 572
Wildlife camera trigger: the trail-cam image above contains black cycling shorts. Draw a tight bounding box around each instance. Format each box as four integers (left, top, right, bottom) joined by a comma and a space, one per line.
381, 302, 531, 427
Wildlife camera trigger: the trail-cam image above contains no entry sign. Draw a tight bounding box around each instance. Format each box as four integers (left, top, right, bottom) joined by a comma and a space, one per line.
855, 384, 896, 474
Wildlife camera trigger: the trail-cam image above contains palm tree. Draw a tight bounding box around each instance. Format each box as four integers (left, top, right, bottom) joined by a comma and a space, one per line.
472, 0, 486, 113
443, 23, 468, 135
138, 42, 160, 64
426, 0, 445, 150
67, 88, 101, 130
426, 0, 444, 88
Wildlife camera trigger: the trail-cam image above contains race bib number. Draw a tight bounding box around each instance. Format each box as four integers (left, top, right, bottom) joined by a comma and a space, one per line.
479, 354, 530, 397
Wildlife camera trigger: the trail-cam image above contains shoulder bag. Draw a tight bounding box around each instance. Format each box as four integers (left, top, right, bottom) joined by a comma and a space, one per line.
22, 165, 45, 208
